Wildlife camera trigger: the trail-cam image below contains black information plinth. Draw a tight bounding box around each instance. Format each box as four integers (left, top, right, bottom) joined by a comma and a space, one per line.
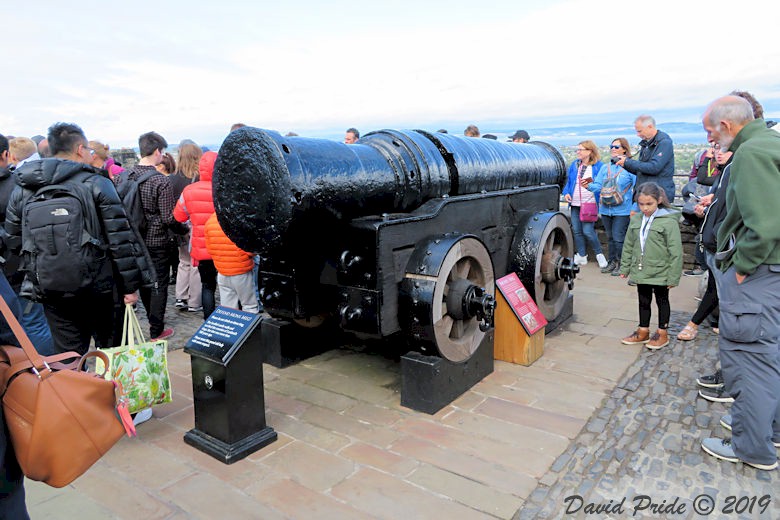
400, 330, 494, 414
183, 306, 276, 464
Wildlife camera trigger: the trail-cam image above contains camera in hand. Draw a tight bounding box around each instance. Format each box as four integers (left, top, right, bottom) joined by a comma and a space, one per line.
610, 157, 619, 165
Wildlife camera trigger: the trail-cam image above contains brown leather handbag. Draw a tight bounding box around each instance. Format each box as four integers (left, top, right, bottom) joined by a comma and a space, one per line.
0, 295, 130, 488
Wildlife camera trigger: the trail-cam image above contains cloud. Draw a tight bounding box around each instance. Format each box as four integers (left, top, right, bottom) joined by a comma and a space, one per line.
4, 0, 780, 146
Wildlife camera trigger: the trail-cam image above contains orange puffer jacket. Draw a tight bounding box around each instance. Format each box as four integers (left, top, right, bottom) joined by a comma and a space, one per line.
174, 152, 216, 263
204, 213, 254, 275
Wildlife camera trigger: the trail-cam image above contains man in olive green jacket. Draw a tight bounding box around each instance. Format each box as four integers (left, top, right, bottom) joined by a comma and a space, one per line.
700, 95, 780, 471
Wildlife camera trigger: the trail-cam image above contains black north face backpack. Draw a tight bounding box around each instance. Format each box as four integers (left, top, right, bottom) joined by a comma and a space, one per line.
20, 175, 107, 296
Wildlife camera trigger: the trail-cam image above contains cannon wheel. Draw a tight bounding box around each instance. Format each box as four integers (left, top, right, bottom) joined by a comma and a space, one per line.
401, 235, 494, 363
510, 212, 574, 320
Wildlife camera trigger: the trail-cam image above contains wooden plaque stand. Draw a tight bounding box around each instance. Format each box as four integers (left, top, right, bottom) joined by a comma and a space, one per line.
493, 290, 545, 366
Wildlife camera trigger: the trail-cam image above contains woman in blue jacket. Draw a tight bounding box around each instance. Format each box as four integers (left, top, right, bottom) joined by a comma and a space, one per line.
563, 140, 607, 268
586, 138, 636, 275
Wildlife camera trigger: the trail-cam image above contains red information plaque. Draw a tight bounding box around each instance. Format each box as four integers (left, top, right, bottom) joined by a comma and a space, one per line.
495, 273, 548, 335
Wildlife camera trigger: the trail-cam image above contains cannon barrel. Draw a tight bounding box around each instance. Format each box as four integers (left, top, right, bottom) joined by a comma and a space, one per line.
213, 127, 566, 254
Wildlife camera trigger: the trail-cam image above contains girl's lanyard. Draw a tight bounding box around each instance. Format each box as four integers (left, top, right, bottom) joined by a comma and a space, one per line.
638, 211, 658, 270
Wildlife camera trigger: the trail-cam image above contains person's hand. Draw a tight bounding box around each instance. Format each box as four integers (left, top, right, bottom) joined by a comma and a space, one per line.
620, 274, 626, 279
735, 272, 747, 284
580, 178, 591, 188
668, 285, 676, 289
564, 194, 572, 203
699, 194, 714, 206
615, 156, 626, 167
124, 292, 138, 305
694, 204, 706, 217
629, 210, 637, 217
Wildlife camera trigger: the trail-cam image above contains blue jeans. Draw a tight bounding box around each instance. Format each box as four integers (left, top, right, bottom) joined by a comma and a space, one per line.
570, 206, 602, 257
600, 214, 630, 263
18, 297, 55, 356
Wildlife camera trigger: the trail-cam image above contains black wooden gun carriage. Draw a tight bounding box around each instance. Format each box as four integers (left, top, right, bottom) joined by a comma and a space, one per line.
213, 128, 578, 412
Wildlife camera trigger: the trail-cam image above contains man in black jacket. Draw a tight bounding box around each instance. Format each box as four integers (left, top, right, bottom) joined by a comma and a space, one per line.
615, 115, 676, 210
4, 123, 150, 355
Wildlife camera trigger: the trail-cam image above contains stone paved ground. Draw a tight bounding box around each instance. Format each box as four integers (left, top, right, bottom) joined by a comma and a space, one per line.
515, 316, 779, 520
22, 265, 778, 519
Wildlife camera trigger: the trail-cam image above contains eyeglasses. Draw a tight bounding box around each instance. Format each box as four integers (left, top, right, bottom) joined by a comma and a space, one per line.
609, 145, 622, 149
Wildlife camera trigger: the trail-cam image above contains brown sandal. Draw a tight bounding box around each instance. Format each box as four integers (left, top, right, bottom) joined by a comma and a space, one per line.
676, 324, 698, 341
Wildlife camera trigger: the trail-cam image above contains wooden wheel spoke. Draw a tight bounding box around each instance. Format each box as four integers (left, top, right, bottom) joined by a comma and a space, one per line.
434, 314, 454, 337
449, 318, 465, 339
545, 232, 555, 252
455, 259, 472, 280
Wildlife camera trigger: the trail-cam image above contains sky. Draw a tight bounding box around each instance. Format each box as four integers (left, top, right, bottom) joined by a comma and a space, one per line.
3, 0, 779, 148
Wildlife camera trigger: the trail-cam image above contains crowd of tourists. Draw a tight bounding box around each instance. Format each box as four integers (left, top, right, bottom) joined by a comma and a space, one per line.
556, 91, 780, 474
2, 89, 780, 516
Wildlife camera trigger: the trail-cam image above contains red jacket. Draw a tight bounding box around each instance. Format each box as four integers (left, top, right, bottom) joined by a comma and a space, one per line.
173, 152, 216, 263
204, 213, 254, 275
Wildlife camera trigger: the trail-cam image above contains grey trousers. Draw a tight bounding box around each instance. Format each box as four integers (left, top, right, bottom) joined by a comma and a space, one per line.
714, 263, 780, 465
217, 272, 260, 314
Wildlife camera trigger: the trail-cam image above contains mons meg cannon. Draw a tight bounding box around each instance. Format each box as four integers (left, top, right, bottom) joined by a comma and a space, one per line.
213, 127, 579, 411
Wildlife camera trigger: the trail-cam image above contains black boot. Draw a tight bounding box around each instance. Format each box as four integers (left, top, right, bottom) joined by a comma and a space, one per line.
611, 260, 621, 276
601, 259, 617, 273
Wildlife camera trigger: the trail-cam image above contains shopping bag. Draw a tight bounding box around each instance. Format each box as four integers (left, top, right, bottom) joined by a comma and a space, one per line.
96, 305, 172, 413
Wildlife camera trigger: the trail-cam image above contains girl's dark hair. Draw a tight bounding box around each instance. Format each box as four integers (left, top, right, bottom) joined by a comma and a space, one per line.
159, 152, 176, 174
636, 182, 673, 208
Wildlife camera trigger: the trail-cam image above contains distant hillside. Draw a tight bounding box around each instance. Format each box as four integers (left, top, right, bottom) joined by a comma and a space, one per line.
498, 122, 710, 146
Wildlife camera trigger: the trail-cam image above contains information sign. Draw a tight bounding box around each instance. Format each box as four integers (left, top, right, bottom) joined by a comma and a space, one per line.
185, 306, 261, 364
495, 273, 548, 335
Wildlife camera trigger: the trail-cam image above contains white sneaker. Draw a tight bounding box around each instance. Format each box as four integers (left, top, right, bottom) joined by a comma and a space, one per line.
574, 254, 588, 266
596, 253, 608, 269
132, 408, 153, 426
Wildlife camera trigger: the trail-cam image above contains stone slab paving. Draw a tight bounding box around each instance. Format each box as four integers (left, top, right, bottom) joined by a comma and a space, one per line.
24, 263, 759, 520
514, 319, 779, 515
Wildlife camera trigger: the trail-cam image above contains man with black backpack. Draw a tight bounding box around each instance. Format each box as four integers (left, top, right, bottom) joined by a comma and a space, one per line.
119, 132, 184, 341
3, 123, 151, 355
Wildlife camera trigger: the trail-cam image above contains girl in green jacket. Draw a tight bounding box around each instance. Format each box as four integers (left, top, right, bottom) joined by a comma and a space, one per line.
619, 182, 683, 350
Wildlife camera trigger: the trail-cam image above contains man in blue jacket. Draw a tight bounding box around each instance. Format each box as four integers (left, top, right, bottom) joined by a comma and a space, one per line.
615, 115, 675, 210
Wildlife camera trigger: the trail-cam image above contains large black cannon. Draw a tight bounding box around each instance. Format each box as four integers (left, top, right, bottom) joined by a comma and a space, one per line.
213, 128, 578, 410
